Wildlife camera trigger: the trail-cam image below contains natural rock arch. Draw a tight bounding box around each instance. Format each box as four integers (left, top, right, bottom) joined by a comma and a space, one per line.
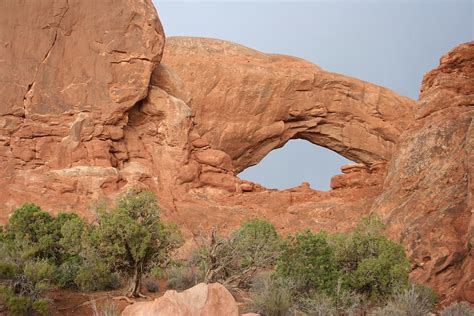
161, 37, 415, 172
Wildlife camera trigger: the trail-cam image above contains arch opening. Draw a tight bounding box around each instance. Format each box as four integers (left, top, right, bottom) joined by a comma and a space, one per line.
238, 139, 353, 191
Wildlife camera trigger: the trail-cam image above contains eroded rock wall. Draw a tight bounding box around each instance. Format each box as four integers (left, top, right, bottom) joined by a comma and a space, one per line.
371, 42, 474, 303
0, 0, 472, 305
0, 0, 166, 219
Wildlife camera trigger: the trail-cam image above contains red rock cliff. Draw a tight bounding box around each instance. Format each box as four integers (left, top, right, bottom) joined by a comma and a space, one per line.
0, 0, 472, 304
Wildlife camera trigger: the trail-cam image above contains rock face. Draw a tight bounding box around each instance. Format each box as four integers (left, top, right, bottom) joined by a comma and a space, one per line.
121, 283, 239, 316
0, 0, 472, 305
371, 42, 474, 303
0, 0, 165, 220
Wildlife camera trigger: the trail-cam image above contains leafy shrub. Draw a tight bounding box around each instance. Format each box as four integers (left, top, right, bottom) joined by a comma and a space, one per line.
249, 273, 295, 316
373, 284, 437, 316
21, 260, 56, 297
233, 219, 281, 268
56, 256, 82, 288
3, 204, 59, 261
276, 230, 338, 293
5, 295, 30, 315
331, 217, 411, 301
441, 301, 474, 316
0, 284, 48, 316
58, 215, 87, 256
32, 299, 50, 315
75, 259, 121, 292
0, 261, 20, 279
87, 189, 183, 297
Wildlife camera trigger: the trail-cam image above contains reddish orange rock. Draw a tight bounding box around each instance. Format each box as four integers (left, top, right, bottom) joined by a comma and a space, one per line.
0, 0, 472, 305
371, 42, 474, 304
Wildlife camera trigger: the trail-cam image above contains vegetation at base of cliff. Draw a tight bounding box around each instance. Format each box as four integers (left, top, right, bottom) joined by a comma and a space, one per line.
166, 218, 281, 291
0, 189, 182, 314
166, 217, 442, 316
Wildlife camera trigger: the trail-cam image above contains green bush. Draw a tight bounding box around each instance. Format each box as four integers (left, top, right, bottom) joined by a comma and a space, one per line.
32, 299, 50, 315
56, 256, 82, 288
233, 219, 281, 268
75, 259, 121, 292
276, 230, 339, 293
331, 217, 411, 301
441, 301, 474, 316
6, 295, 30, 315
87, 189, 183, 297
0, 284, 41, 316
0, 261, 20, 279
58, 215, 87, 256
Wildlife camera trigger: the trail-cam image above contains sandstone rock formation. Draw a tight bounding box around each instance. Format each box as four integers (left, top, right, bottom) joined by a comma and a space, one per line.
0, 0, 472, 305
121, 283, 239, 316
0, 0, 164, 220
371, 42, 474, 303
163, 37, 414, 172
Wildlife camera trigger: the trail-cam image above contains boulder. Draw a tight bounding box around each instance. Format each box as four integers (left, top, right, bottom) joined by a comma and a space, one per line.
122, 283, 239, 316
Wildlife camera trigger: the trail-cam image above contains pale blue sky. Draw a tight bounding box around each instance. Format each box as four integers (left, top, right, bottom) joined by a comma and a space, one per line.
154, 0, 473, 190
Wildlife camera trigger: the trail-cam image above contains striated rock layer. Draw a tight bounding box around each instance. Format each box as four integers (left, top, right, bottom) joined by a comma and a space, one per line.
0, 0, 472, 305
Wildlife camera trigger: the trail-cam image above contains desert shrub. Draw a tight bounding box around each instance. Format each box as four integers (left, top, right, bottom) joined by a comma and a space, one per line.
331, 217, 411, 301
1, 204, 86, 266
87, 189, 183, 296
296, 294, 337, 316
249, 273, 295, 316
373, 284, 437, 316
441, 301, 474, 316
0, 261, 20, 279
99, 303, 121, 316
5, 295, 30, 315
199, 219, 281, 289
56, 256, 82, 288
3, 204, 60, 261
58, 215, 87, 257
247, 217, 413, 314
32, 298, 50, 315
166, 265, 202, 291
149, 266, 166, 279
0, 283, 50, 316
286, 279, 363, 315
233, 219, 281, 268
21, 260, 56, 297
276, 230, 339, 293
75, 259, 121, 292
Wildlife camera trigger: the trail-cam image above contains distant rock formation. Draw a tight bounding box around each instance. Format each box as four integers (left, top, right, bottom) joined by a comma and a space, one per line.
0, 0, 471, 305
